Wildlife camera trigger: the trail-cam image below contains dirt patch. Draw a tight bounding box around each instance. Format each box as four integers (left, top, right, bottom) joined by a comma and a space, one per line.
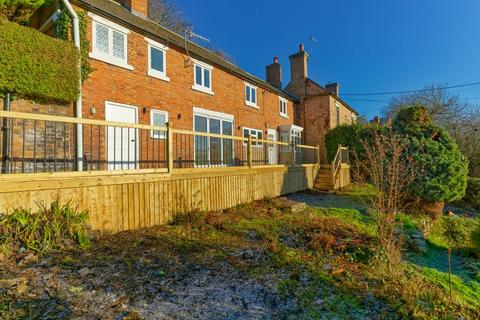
1, 197, 398, 319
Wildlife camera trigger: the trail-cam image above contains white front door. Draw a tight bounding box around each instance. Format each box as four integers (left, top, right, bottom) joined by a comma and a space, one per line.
106, 102, 138, 170
267, 128, 277, 165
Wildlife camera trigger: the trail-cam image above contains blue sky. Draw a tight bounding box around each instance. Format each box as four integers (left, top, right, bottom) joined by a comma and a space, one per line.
175, 0, 480, 118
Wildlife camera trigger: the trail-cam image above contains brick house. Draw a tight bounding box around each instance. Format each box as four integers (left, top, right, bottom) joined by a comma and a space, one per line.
24, 0, 304, 170
283, 44, 359, 163
20, 0, 357, 171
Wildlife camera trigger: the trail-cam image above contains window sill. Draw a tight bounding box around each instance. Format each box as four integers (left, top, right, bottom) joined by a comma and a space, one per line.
280, 113, 289, 119
147, 70, 170, 82
89, 51, 134, 71
245, 101, 259, 109
191, 85, 214, 96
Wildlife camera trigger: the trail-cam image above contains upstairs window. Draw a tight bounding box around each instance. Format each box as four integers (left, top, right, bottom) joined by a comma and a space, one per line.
279, 97, 288, 117
150, 110, 168, 139
90, 14, 132, 70
192, 59, 213, 95
243, 127, 263, 146
245, 83, 258, 108
146, 38, 169, 81
336, 102, 341, 126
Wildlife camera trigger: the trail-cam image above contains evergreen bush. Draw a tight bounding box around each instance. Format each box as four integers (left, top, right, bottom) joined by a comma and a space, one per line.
0, 18, 79, 103
393, 106, 468, 207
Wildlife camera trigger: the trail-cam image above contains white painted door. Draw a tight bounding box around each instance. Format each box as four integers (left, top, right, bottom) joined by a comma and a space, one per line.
267, 129, 277, 165
106, 102, 138, 170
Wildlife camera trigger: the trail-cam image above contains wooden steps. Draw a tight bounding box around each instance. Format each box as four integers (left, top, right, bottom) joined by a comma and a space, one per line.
314, 164, 335, 191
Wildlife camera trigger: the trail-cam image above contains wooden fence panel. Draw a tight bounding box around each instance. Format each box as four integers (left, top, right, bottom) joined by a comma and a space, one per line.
0, 165, 318, 234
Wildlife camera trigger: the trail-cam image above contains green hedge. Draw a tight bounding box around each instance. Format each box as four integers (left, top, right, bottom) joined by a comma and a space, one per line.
0, 18, 79, 103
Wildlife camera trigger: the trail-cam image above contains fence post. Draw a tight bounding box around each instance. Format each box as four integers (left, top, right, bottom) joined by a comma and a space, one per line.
167, 122, 173, 173
316, 144, 320, 168
1, 93, 11, 174
247, 135, 252, 168
290, 142, 295, 166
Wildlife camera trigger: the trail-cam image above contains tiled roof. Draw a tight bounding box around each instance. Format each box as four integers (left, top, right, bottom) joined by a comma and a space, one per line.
74, 0, 298, 101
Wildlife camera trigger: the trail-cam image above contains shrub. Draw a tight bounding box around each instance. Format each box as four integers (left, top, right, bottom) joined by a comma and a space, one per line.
325, 124, 362, 162
0, 18, 79, 103
0, 200, 91, 255
394, 106, 468, 208
0, 0, 48, 23
462, 178, 480, 209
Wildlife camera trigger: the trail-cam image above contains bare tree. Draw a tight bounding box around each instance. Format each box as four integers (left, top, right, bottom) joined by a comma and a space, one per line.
147, 0, 191, 35
356, 130, 415, 271
383, 84, 480, 177
383, 84, 467, 127
147, 0, 234, 63
449, 105, 480, 177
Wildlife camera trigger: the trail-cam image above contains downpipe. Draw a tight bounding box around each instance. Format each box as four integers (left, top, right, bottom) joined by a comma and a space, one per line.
61, 0, 83, 171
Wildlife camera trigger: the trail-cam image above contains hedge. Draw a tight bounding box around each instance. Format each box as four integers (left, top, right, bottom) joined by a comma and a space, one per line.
0, 18, 79, 103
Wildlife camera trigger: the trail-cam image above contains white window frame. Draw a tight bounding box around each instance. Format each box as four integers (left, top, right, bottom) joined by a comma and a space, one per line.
243, 127, 263, 146
336, 102, 341, 126
191, 59, 214, 95
89, 13, 133, 71
245, 82, 258, 108
193, 107, 234, 167
150, 109, 169, 139
145, 37, 170, 82
279, 97, 288, 118
279, 124, 303, 152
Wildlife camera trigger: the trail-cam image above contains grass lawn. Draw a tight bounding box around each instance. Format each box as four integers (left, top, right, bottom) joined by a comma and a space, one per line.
1, 185, 479, 319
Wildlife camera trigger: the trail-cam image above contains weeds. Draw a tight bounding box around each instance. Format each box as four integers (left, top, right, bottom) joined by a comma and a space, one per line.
0, 200, 91, 255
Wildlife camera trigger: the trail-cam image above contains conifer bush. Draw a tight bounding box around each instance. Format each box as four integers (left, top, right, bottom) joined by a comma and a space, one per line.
393, 106, 468, 218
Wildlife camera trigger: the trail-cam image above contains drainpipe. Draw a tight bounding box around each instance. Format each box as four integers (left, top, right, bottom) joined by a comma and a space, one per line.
61, 0, 83, 171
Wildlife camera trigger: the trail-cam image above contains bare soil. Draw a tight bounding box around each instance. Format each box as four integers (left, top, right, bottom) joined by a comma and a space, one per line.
0, 194, 400, 319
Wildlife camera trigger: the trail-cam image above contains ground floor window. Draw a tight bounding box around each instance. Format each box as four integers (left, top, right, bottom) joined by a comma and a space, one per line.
193, 108, 234, 166
242, 127, 263, 146
150, 109, 168, 139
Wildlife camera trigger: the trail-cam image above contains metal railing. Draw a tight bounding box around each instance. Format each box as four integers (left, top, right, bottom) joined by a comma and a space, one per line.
0, 110, 321, 174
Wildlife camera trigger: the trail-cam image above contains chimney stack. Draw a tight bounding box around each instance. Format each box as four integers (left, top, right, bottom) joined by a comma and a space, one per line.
325, 82, 339, 96
289, 44, 309, 83
116, 0, 148, 17
266, 57, 282, 89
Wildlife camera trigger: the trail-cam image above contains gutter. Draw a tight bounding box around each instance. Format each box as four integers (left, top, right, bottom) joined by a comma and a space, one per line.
61, 0, 83, 171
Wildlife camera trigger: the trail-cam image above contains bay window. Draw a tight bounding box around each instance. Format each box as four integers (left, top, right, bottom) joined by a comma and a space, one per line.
193, 107, 233, 166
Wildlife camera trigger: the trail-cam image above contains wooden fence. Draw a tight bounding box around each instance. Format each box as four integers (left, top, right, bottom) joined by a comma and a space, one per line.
0, 111, 323, 233
0, 165, 318, 233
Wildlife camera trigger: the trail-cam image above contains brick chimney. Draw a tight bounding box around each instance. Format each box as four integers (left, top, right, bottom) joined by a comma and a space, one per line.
116, 0, 148, 17
289, 44, 309, 82
325, 82, 339, 96
266, 57, 282, 89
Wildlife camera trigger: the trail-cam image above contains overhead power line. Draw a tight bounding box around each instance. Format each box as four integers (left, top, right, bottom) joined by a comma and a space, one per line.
341, 81, 480, 96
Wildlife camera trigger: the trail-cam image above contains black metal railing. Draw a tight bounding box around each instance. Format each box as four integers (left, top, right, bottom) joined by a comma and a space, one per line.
0, 111, 320, 174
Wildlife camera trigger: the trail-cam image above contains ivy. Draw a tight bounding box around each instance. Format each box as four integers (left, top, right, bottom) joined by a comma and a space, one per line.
55, 8, 92, 82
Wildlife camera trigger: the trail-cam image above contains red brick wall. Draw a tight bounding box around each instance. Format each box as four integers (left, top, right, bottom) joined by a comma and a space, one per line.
82, 10, 294, 130
79, 10, 295, 165
0, 98, 75, 173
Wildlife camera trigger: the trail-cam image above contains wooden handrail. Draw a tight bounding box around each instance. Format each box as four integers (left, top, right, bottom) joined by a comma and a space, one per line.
0, 110, 320, 150
332, 145, 348, 185
0, 110, 169, 132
